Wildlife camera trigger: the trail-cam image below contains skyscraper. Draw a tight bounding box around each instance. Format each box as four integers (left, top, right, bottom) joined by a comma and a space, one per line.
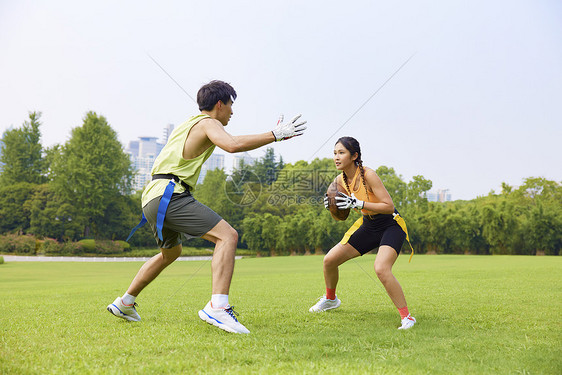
232, 152, 256, 170
162, 123, 174, 144
126, 121, 174, 192
197, 153, 225, 185
426, 189, 452, 202
126, 136, 163, 191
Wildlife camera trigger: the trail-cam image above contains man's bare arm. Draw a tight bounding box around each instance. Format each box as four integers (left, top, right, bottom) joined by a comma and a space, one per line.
203, 119, 275, 153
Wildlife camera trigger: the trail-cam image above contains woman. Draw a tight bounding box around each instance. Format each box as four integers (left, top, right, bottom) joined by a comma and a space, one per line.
309, 136, 416, 330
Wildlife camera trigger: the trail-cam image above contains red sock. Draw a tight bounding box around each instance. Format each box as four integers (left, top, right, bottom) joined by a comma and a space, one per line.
326, 288, 336, 300
398, 306, 410, 319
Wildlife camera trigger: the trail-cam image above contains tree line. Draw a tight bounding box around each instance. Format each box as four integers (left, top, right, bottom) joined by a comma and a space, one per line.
1, 112, 561, 256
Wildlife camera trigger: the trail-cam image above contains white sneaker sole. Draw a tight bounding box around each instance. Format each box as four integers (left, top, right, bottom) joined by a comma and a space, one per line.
398, 324, 415, 330
107, 303, 140, 322
309, 299, 341, 312
198, 309, 242, 333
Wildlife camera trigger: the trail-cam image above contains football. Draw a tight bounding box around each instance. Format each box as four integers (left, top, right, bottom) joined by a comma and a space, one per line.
326, 180, 350, 221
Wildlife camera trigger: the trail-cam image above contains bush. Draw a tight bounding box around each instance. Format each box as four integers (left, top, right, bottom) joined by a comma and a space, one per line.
115, 240, 130, 252
62, 241, 84, 255
0, 256, 4, 264
0, 234, 37, 254
15, 235, 36, 254
42, 238, 62, 255
36, 240, 45, 256
95, 240, 124, 254
0, 234, 14, 253
78, 239, 96, 253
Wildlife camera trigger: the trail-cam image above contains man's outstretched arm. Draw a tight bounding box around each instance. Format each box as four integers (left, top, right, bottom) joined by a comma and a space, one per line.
204, 115, 307, 153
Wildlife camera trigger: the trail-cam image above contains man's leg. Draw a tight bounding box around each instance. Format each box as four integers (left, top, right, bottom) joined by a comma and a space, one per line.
107, 244, 182, 322
197, 219, 250, 334
200, 219, 238, 295
126, 244, 183, 296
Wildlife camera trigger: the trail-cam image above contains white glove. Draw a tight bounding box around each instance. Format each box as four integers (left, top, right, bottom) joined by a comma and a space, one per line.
335, 192, 364, 210
323, 195, 329, 210
272, 114, 307, 141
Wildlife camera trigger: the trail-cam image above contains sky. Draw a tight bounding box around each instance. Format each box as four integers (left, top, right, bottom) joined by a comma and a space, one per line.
1, 0, 561, 200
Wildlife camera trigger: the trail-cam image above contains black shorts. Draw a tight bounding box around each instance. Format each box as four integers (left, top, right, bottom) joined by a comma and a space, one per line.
142, 191, 223, 249
347, 213, 406, 256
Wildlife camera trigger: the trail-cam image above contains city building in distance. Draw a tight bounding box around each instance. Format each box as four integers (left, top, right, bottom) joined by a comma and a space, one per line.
426, 189, 452, 202
232, 152, 256, 170
197, 153, 225, 185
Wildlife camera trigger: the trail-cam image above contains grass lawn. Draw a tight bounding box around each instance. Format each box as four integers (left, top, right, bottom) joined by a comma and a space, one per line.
80, 246, 257, 258
0, 255, 560, 374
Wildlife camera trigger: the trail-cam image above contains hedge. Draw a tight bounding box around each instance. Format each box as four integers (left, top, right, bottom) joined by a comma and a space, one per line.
41, 238, 62, 255
0, 234, 37, 254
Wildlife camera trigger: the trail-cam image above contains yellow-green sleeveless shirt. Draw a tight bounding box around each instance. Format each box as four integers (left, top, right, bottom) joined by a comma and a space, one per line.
141, 114, 215, 207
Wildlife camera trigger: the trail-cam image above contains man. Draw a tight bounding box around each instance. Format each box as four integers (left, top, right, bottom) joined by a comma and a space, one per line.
107, 80, 306, 334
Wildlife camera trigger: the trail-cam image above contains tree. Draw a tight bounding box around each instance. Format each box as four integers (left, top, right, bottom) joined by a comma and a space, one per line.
501, 182, 513, 195
126, 191, 157, 247
0, 182, 36, 233
252, 147, 280, 186
375, 166, 407, 209
96, 195, 138, 241
441, 203, 486, 254
0, 112, 46, 184
405, 175, 432, 208
480, 199, 520, 254
43, 144, 62, 180
195, 168, 246, 242
307, 208, 335, 254
251, 157, 337, 217
527, 199, 562, 255
419, 202, 448, 253
276, 218, 297, 255
512, 179, 562, 255
241, 214, 266, 254
26, 184, 75, 240
277, 155, 285, 171
50, 112, 133, 237
261, 213, 282, 255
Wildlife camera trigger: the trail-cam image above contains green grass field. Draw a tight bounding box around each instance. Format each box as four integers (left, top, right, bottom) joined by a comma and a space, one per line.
1, 255, 560, 374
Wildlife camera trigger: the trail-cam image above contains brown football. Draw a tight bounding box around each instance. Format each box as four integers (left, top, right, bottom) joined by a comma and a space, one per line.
326, 180, 350, 221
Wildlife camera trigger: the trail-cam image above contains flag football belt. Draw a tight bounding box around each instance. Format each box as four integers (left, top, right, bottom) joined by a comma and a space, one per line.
126, 174, 191, 242
392, 212, 415, 263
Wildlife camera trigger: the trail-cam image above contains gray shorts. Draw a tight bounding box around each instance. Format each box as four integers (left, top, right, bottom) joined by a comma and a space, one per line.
142, 191, 223, 249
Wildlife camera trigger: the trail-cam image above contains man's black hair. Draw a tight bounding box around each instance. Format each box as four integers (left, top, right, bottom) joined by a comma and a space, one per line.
197, 80, 237, 111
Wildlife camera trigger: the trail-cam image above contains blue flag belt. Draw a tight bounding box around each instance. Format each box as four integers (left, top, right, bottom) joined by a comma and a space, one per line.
126, 175, 190, 242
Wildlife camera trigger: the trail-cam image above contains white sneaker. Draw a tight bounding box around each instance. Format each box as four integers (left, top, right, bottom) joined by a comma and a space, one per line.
107, 297, 141, 322
309, 296, 341, 312
198, 302, 250, 334
398, 315, 416, 330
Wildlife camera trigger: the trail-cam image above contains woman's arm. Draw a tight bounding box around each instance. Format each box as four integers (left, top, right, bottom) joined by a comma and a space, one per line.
362, 168, 395, 214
